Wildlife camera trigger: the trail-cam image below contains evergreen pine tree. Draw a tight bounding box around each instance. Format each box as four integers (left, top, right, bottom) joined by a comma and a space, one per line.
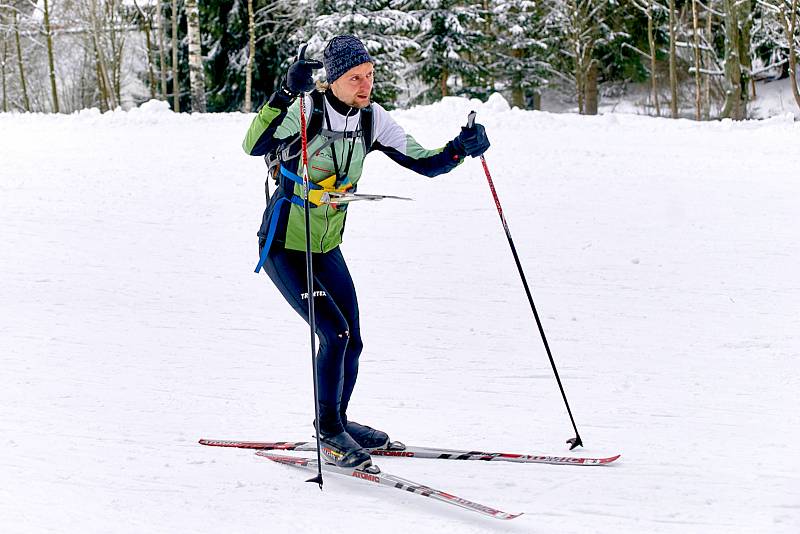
490, 0, 550, 108
307, 0, 417, 107
406, 0, 486, 103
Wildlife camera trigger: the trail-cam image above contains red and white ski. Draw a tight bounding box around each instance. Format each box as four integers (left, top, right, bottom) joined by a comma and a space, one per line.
199, 439, 620, 466
255, 451, 522, 521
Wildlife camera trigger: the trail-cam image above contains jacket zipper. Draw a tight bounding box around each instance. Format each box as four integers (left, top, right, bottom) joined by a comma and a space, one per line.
319, 204, 330, 251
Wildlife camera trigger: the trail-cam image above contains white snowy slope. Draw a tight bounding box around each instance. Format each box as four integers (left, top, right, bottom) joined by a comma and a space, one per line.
1, 97, 799, 534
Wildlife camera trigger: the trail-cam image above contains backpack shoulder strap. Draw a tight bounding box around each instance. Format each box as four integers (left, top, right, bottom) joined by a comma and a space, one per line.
360, 105, 373, 153
307, 90, 325, 140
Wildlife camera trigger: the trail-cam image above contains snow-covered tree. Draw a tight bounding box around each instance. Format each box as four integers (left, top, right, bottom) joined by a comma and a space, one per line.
544, 0, 618, 114
404, 0, 486, 103
755, 0, 800, 109
305, 0, 418, 107
490, 0, 550, 108
0, 0, 59, 111
201, 0, 310, 112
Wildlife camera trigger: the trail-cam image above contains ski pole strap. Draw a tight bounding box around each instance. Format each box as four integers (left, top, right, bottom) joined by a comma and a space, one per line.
254, 196, 291, 273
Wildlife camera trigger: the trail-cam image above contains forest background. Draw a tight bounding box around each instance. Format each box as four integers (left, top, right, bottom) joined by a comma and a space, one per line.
1, 0, 799, 120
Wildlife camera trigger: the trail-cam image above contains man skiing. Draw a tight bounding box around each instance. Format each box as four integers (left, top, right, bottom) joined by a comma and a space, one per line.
242, 35, 490, 470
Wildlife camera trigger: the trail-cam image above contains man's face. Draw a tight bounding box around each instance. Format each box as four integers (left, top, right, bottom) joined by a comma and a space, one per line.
331, 62, 374, 109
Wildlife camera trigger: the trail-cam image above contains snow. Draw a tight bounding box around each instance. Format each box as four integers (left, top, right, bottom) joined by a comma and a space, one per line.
1, 96, 799, 533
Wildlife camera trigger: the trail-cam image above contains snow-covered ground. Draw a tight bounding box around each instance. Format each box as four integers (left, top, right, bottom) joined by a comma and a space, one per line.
1, 96, 799, 533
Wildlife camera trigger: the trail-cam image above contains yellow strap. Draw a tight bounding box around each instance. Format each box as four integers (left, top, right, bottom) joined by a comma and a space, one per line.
308, 175, 353, 206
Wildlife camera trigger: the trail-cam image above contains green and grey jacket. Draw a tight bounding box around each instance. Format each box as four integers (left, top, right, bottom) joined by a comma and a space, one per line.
243, 90, 465, 258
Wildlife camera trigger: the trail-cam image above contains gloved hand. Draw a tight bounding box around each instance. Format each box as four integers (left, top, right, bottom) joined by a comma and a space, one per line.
452, 123, 490, 158
284, 44, 323, 95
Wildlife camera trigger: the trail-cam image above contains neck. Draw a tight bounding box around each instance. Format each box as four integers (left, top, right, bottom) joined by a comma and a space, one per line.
325, 89, 356, 116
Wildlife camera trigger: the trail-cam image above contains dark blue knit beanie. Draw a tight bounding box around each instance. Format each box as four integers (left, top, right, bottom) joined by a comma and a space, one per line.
323, 35, 373, 83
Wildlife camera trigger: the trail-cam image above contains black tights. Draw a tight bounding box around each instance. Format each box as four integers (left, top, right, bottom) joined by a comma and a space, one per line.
263, 245, 362, 435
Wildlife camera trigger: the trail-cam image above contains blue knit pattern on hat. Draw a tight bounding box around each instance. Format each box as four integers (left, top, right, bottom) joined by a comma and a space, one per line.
323, 35, 373, 83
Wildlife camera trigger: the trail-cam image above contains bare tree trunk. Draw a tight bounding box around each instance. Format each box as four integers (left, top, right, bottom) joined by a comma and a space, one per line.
244, 0, 255, 112
721, 0, 752, 119
107, 0, 124, 106
566, 0, 601, 115
95, 45, 109, 111
780, 0, 800, 109
511, 48, 524, 108
13, 12, 31, 111
668, 0, 679, 117
172, 0, 180, 112
43, 0, 59, 112
440, 67, 448, 98
646, 1, 660, 116
584, 61, 599, 114
80, 45, 92, 109
156, 0, 167, 98
144, 20, 156, 98
790, 0, 800, 109
2, 31, 7, 112
185, 0, 205, 112
134, 0, 157, 99
691, 0, 702, 120
705, 3, 713, 118
721, 0, 743, 119
574, 37, 586, 114
90, 0, 116, 110
531, 91, 541, 110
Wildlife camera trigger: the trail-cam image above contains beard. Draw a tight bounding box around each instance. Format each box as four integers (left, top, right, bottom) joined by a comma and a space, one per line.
347, 94, 371, 109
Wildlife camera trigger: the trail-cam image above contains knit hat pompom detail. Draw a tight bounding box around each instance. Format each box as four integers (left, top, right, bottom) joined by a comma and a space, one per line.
323, 35, 373, 83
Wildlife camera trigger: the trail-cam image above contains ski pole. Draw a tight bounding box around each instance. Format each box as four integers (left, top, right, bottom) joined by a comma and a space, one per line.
467, 111, 583, 450
297, 44, 324, 488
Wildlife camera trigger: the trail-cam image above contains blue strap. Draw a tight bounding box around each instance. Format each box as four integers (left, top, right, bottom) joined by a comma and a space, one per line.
280, 165, 322, 189
255, 165, 323, 273
254, 197, 288, 273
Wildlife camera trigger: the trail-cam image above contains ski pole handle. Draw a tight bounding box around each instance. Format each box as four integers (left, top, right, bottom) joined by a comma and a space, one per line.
467, 110, 476, 129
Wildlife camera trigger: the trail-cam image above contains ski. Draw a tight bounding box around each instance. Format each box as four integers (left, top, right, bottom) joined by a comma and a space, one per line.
320, 191, 414, 204
199, 439, 620, 466
255, 451, 522, 521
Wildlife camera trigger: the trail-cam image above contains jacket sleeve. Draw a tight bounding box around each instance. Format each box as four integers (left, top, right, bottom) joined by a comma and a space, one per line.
369, 104, 464, 178
241, 92, 302, 156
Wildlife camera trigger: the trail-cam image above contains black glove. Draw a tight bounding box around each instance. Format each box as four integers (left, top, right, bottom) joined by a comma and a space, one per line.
452, 123, 490, 158
284, 44, 323, 95
267, 45, 322, 109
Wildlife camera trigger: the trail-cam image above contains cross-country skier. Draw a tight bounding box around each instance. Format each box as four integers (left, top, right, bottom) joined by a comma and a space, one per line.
242, 35, 490, 470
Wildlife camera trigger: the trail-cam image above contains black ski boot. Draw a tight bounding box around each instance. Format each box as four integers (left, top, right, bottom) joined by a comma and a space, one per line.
318, 431, 373, 469
345, 421, 390, 449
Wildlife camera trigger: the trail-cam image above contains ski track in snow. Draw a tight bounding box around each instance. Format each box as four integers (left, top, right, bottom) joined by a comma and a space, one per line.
1, 98, 799, 533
